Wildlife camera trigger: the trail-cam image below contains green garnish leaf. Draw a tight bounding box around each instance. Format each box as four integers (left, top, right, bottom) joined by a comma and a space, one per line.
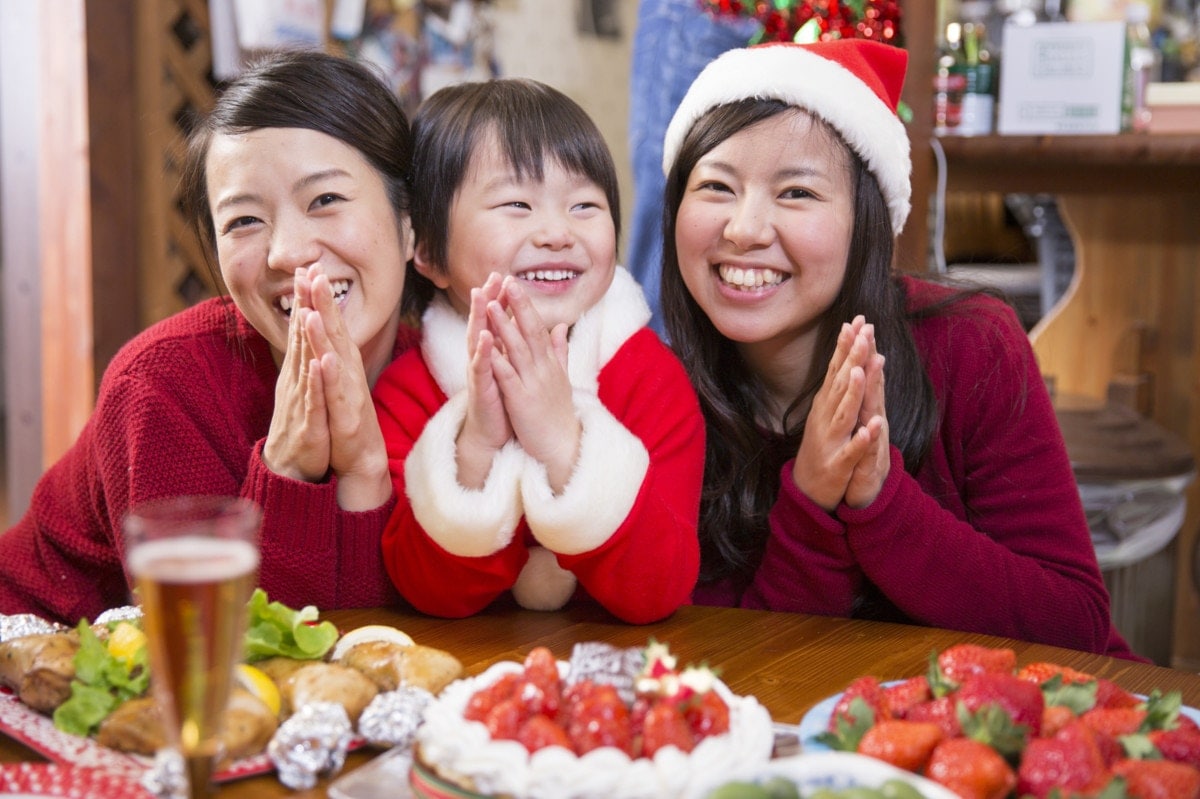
242, 588, 338, 662
52, 620, 150, 737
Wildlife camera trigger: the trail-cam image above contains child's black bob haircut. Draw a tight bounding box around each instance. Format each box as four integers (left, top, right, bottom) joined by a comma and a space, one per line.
410, 77, 621, 280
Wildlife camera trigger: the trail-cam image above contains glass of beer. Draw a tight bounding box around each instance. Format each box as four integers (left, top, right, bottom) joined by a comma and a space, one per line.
123, 495, 262, 799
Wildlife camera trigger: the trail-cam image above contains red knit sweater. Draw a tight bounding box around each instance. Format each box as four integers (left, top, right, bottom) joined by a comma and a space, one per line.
694, 277, 1139, 659
0, 298, 410, 624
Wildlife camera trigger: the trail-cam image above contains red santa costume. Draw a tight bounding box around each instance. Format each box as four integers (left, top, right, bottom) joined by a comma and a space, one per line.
374, 267, 703, 623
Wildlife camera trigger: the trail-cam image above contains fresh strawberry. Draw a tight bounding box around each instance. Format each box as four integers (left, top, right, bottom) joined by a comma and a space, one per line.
629, 694, 653, 744
956, 671, 1045, 739
1112, 757, 1200, 799
522, 647, 561, 692
926, 737, 1017, 799
1017, 662, 1095, 686
1042, 704, 1078, 739
937, 644, 1017, 685
1176, 715, 1200, 735
565, 683, 631, 755
485, 697, 526, 741
516, 713, 572, 753
1149, 726, 1200, 768
512, 676, 562, 721
684, 689, 730, 739
464, 672, 521, 722
1081, 706, 1148, 737
856, 719, 944, 772
1017, 720, 1113, 799
882, 676, 932, 719
907, 696, 963, 739
827, 676, 885, 732
642, 700, 696, 757
1095, 678, 1142, 709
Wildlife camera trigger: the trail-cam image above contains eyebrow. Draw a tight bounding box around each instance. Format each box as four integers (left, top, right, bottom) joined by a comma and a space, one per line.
213, 168, 353, 215
699, 158, 826, 179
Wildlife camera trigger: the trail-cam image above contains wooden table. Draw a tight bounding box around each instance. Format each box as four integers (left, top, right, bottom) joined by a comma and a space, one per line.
3, 603, 1199, 797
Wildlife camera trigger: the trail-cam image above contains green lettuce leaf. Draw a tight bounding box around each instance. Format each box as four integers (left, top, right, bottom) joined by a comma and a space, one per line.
52, 620, 150, 737
242, 588, 338, 662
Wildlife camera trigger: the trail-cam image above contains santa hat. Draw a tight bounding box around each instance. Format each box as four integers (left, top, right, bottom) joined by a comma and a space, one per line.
662, 39, 911, 234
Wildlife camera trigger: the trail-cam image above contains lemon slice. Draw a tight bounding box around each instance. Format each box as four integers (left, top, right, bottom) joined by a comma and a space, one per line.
106, 621, 146, 664
236, 663, 281, 717
330, 624, 414, 661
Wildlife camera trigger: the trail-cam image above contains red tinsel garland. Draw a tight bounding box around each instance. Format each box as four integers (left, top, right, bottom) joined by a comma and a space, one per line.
700, 0, 902, 46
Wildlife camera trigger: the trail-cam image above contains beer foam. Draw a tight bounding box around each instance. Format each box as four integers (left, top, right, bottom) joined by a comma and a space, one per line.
127, 536, 259, 583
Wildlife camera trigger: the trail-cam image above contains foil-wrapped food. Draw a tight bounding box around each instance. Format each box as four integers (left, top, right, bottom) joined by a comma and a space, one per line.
0, 610, 464, 784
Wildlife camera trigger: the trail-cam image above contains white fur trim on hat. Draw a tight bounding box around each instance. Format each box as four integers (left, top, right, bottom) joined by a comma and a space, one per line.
662, 43, 911, 234
512, 546, 577, 611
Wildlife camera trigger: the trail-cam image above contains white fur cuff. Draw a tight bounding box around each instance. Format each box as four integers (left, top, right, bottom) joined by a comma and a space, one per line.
404, 393, 524, 557
521, 393, 649, 555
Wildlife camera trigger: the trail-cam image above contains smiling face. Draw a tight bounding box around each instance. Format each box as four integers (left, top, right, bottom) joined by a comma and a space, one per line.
417, 134, 617, 331
674, 110, 855, 366
206, 127, 414, 375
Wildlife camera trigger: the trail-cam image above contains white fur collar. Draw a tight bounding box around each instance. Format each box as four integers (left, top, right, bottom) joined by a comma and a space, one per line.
419, 266, 651, 397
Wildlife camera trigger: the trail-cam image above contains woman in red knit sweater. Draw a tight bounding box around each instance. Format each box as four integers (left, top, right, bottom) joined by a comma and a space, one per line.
658, 40, 1138, 658
0, 50, 420, 624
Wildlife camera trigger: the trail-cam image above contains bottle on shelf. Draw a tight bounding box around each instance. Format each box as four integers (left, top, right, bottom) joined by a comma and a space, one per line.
959, 21, 996, 135
1124, 0, 1162, 132
934, 21, 967, 135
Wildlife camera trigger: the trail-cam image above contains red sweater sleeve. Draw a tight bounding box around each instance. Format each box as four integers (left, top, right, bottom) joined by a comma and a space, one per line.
836, 300, 1120, 654
708, 287, 1130, 657
0, 302, 406, 624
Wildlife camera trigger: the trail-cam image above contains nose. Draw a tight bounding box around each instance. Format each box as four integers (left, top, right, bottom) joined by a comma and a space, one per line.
723, 194, 774, 250
266, 213, 321, 273
531, 210, 575, 250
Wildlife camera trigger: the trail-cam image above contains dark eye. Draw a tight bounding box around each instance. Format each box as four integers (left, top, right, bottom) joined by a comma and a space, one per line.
311, 193, 344, 210
697, 180, 732, 194
504, 200, 531, 210
222, 216, 260, 234
781, 187, 813, 200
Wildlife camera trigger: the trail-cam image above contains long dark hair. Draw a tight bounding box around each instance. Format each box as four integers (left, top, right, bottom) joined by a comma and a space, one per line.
179, 49, 422, 322
661, 99, 940, 584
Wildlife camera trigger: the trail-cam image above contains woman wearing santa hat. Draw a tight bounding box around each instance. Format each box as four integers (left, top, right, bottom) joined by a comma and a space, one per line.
659, 39, 1139, 658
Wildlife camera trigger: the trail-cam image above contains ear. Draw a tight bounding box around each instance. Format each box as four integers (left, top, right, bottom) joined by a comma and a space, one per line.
412, 242, 451, 290
400, 217, 416, 263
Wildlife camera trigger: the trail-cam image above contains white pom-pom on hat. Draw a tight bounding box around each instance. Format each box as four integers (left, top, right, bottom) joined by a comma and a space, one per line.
662, 39, 912, 234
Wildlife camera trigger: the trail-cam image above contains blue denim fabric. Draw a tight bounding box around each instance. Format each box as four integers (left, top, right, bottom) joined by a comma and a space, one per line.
627, 0, 758, 337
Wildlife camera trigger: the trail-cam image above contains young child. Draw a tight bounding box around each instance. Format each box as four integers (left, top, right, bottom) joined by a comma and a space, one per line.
658, 40, 1138, 658
374, 78, 704, 624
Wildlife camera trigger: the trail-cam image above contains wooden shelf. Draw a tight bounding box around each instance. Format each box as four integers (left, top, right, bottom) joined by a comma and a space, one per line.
935, 133, 1200, 194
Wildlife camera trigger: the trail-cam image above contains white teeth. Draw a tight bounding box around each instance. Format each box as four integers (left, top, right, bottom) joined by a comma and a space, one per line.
520, 270, 575, 282
278, 280, 350, 315
718, 265, 786, 289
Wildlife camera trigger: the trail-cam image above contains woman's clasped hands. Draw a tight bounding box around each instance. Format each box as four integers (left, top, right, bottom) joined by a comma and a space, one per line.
457, 272, 581, 493
794, 315, 890, 511
263, 264, 390, 510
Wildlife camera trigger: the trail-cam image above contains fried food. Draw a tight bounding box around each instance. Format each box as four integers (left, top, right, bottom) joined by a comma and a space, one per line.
0, 631, 79, 712
280, 662, 379, 723
94, 687, 278, 764
95, 696, 164, 754
219, 687, 279, 765
336, 640, 463, 695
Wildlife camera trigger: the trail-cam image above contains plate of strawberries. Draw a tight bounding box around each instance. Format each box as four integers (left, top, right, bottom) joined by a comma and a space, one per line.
797, 644, 1200, 799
